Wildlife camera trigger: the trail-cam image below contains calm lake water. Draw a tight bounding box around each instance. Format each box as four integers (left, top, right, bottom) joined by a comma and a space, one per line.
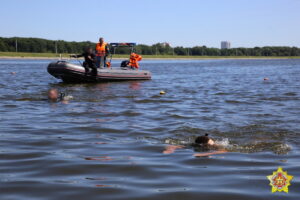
0, 58, 300, 200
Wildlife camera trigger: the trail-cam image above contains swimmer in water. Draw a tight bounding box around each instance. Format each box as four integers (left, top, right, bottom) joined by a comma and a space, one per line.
193, 134, 227, 157
48, 88, 59, 102
195, 133, 216, 146
47, 88, 73, 103
163, 134, 227, 157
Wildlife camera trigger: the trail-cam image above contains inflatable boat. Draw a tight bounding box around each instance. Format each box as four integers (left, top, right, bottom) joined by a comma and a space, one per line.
47, 61, 151, 83
47, 42, 151, 83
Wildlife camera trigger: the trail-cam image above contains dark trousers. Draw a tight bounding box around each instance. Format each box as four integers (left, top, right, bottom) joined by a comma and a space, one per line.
83, 62, 97, 76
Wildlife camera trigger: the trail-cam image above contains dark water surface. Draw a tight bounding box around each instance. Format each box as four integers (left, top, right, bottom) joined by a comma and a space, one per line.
0, 59, 300, 200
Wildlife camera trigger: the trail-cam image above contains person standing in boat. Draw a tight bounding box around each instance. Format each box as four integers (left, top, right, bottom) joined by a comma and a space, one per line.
95, 37, 109, 68
70, 47, 97, 76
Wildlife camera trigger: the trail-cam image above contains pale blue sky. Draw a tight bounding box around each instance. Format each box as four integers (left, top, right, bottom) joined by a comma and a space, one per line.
0, 0, 299, 48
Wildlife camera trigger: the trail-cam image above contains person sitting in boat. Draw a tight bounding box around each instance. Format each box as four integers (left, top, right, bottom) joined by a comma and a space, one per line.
70, 47, 97, 76
129, 53, 142, 69
95, 37, 110, 68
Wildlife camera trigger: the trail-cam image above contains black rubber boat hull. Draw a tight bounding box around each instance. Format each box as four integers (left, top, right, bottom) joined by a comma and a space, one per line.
47, 61, 152, 83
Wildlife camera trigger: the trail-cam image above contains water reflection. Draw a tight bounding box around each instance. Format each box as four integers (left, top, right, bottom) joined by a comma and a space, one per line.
1, 59, 300, 200
129, 82, 141, 90
95, 82, 110, 91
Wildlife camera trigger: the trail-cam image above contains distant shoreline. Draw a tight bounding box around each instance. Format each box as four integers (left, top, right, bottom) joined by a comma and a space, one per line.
0, 52, 300, 60
1, 56, 300, 60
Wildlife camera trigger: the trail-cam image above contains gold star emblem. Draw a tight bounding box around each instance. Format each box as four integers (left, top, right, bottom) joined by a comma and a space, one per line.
267, 167, 293, 193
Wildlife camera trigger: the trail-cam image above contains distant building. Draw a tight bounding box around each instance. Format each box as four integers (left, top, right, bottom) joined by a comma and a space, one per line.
221, 41, 231, 49
161, 42, 170, 47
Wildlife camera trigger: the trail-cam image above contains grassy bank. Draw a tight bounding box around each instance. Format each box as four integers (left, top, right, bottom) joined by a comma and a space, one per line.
0, 52, 70, 58
135, 55, 300, 59
1, 52, 300, 60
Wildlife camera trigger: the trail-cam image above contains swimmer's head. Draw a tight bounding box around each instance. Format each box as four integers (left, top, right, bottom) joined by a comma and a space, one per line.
48, 88, 59, 101
195, 134, 215, 146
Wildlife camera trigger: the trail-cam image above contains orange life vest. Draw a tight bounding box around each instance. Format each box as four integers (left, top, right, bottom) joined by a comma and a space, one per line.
95, 42, 107, 56
129, 53, 142, 68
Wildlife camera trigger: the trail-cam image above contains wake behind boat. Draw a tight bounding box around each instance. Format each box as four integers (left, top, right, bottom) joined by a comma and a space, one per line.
47, 42, 152, 83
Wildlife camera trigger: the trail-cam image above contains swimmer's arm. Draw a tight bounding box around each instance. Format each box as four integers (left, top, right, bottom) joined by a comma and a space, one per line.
163, 145, 184, 154
193, 150, 227, 157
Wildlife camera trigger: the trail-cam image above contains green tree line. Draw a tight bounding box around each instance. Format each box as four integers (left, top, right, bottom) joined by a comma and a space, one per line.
1, 37, 300, 56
